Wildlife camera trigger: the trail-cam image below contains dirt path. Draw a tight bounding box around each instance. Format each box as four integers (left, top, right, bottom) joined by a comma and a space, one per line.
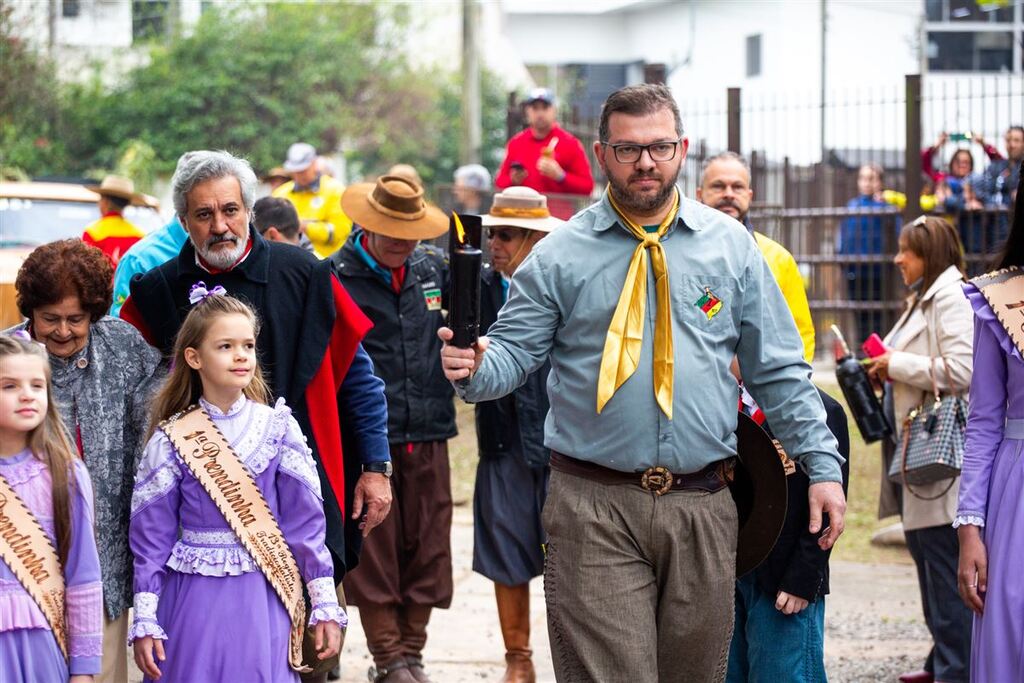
337, 508, 932, 683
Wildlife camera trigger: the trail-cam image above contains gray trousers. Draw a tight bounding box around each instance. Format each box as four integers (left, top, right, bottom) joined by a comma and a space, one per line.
542, 469, 738, 682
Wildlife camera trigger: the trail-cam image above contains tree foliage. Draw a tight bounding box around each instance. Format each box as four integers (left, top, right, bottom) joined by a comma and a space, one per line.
4, 1, 510, 192
0, 1, 71, 173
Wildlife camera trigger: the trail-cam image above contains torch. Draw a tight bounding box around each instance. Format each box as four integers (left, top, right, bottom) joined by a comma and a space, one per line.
448, 212, 483, 348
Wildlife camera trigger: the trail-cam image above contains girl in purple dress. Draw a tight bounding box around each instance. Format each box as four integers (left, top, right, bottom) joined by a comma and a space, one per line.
128, 289, 344, 682
0, 334, 103, 682
957, 173, 1024, 681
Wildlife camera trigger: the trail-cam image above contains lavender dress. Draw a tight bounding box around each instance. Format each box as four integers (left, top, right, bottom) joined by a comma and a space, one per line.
956, 283, 1024, 681
0, 452, 103, 681
128, 397, 345, 683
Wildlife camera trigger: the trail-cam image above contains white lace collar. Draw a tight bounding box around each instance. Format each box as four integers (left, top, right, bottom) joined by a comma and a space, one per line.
199, 394, 248, 418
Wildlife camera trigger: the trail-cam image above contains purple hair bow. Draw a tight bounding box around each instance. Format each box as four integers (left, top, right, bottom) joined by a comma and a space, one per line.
188, 281, 227, 305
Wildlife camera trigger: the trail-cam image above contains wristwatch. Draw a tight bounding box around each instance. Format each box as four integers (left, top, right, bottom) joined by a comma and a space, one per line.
362, 461, 393, 477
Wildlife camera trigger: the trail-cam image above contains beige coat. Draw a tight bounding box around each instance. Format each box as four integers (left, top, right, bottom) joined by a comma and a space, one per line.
878, 265, 973, 531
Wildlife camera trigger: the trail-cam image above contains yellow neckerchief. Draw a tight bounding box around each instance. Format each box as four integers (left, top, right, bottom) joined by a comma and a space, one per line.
598, 188, 680, 419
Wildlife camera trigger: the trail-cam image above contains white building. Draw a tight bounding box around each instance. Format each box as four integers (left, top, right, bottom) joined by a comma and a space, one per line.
502, 0, 1023, 162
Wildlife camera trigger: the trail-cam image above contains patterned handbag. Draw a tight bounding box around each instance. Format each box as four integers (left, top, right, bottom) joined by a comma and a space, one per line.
887, 306, 967, 497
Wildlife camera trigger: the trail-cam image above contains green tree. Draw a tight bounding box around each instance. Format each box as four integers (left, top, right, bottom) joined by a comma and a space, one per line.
70, 2, 491, 182
0, 1, 70, 175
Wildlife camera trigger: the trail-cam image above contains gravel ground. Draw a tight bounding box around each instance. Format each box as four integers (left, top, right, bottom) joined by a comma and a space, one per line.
125, 513, 931, 683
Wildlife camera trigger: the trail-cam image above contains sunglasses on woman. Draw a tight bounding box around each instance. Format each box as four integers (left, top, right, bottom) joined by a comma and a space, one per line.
487, 228, 524, 243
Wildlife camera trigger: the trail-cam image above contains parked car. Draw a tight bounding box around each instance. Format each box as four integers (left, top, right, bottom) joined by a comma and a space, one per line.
0, 181, 163, 328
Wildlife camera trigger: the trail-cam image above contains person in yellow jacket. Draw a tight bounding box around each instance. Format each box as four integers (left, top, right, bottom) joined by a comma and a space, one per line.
697, 152, 815, 362
272, 142, 353, 258
82, 175, 146, 267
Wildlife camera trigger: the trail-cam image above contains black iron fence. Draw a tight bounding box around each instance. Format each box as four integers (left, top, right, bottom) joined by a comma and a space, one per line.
497, 74, 1020, 359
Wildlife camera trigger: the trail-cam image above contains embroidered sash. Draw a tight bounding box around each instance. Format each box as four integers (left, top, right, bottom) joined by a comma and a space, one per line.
160, 406, 309, 673
0, 470, 68, 659
973, 266, 1024, 359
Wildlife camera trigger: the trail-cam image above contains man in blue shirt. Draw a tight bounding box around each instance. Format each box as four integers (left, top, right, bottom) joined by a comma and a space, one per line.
440, 84, 847, 681
110, 216, 189, 316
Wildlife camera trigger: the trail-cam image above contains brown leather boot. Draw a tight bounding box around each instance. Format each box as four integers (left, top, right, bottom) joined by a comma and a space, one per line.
495, 583, 535, 683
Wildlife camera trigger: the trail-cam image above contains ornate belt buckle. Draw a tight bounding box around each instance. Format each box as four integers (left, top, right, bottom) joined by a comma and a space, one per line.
641, 466, 674, 496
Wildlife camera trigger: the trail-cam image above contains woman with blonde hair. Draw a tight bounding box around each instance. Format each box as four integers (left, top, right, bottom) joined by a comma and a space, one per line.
0, 334, 103, 681
866, 216, 974, 683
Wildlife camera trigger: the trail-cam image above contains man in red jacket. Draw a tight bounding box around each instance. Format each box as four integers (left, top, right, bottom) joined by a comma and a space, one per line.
495, 87, 594, 218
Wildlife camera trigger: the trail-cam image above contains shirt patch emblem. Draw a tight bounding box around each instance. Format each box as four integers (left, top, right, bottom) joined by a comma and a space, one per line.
423, 287, 442, 311
311, 196, 324, 209
695, 287, 723, 321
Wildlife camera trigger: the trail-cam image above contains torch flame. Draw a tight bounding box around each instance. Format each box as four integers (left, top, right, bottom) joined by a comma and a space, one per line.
453, 212, 467, 244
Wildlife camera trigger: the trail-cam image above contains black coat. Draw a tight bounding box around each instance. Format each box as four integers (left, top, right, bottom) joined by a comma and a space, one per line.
474, 267, 551, 468
755, 388, 851, 602
332, 237, 457, 444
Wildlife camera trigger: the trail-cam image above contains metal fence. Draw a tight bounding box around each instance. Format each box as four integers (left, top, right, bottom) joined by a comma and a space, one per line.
497, 75, 1020, 359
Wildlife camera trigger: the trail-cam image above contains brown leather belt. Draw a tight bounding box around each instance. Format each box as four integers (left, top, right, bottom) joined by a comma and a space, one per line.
550, 452, 734, 496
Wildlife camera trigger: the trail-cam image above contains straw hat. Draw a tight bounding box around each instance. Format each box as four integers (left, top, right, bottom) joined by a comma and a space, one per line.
386, 164, 423, 189
480, 186, 564, 233
342, 175, 448, 240
86, 175, 138, 202
262, 166, 290, 183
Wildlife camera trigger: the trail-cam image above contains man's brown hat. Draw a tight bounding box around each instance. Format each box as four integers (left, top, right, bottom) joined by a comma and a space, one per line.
342, 175, 448, 240
731, 411, 788, 577
86, 175, 140, 203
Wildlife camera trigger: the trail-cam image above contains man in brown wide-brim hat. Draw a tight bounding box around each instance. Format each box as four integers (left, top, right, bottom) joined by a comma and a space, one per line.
332, 173, 453, 683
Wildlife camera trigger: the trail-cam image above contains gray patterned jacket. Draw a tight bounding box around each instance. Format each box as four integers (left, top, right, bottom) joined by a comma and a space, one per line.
9, 316, 163, 619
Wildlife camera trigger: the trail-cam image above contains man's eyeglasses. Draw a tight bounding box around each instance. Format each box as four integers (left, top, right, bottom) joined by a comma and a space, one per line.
487, 228, 523, 243
601, 139, 682, 164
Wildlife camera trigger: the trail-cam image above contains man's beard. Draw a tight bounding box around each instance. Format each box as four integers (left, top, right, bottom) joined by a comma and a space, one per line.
608, 167, 681, 217
194, 232, 247, 269
714, 199, 748, 225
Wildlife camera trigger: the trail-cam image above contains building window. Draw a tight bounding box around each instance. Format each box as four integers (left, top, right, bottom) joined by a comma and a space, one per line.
927, 0, 1014, 23
927, 30, 1014, 71
132, 0, 170, 42
746, 34, 762, 77
62, 0, 80, 18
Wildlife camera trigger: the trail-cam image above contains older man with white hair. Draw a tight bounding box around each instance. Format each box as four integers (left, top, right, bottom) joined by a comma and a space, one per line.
119, 149, 393, 682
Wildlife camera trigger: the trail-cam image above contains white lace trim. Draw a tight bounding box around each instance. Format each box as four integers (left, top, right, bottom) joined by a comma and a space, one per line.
306, 576, 345, 626
166, 540, 257, 576
127, 619, 167, 644
307, 577, 337, 608
133, 592, 159, 620
953, 514, 985, 528
280, 438, 322, 499
234, 399, 291, 478
180, 528, 238, 546
131, 458, 181, 516
200, 394, 248, 418
308, 604, 348, 629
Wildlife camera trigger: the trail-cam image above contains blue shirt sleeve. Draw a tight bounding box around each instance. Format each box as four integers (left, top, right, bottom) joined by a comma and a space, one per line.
338, 343, 391, 464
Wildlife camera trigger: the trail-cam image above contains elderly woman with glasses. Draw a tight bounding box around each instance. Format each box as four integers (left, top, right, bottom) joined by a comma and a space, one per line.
7, 238, 163, 683
473, 187, 564, 683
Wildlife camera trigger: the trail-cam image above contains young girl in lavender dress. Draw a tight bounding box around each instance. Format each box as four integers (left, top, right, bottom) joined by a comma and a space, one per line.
956, 173, 1024, 681
128, 288, 345, 682
0, 334, 103, 682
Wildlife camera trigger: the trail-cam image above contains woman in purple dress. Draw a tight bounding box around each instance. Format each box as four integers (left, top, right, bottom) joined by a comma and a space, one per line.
0, 334, 103, 682
128, 290, 344, 682
957, 172, 1024, 681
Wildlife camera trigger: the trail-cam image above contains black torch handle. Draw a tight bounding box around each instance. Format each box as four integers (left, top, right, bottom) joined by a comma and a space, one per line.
449, 247, 482, 348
